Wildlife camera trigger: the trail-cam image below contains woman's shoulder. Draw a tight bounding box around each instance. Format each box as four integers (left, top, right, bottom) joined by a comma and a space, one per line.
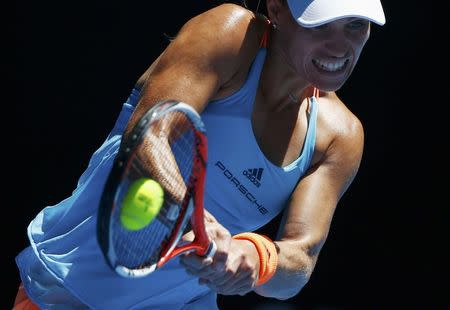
314, 91, 364, 158
317, 91, 362, 128
183, 3, 269, 49
135, 4, 269, 101
200, 3, 263, 23
175, 4, 269, 98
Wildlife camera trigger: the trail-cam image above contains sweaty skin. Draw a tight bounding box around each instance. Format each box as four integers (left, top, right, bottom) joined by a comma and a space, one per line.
128, 1, 366, 299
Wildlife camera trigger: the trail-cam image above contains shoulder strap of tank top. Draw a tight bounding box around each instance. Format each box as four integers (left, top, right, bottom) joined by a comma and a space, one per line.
259, 18, 272, 48
304, 86, 320, 100
312, 87, 320, 98
306, 87, 320, 114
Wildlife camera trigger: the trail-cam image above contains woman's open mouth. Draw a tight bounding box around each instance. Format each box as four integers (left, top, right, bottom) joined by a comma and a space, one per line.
312, 58, 349, 74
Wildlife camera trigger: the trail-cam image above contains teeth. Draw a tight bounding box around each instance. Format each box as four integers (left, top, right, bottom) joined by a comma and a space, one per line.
313, 59, 347, 72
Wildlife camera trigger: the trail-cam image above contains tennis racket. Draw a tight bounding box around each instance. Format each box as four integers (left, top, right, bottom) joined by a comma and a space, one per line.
97, 99, 216, 278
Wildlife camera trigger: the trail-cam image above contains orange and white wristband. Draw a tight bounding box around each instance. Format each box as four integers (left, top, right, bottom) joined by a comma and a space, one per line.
232, 232, 278, 286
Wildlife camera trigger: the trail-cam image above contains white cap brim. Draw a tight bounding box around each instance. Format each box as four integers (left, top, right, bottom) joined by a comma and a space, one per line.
287, 0, 386, 28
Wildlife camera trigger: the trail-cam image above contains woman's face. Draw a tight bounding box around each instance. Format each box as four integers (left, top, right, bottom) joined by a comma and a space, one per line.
274, 6, 371, 91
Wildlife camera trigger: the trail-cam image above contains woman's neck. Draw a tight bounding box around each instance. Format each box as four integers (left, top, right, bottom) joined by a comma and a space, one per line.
259, 29, 311, 112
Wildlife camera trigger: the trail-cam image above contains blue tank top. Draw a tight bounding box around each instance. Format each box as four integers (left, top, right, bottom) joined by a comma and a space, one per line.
201, 49, 318, 234
15, 48, 318, 309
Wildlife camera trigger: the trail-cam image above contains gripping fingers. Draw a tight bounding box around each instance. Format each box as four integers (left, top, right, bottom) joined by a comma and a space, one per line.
203, 273, 255, 295
180, 242, 216, 274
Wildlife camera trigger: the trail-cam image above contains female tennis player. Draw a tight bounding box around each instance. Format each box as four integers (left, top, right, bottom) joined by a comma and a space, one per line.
14, 0, 385, 308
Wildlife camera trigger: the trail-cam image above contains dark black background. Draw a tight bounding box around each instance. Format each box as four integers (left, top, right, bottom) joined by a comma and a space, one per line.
9, 0, 445, 309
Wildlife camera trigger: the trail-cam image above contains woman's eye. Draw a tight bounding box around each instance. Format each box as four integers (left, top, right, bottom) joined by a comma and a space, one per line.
347, 20, 368, 30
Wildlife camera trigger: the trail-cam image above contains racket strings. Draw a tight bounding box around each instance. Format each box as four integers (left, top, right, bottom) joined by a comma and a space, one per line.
112, 111, 200, 269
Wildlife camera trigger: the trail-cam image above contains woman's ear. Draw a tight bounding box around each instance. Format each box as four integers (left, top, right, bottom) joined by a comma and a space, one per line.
266, 0, 283, 24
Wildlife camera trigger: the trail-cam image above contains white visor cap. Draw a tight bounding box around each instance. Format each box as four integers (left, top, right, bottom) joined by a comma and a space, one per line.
287, 0, 386, 28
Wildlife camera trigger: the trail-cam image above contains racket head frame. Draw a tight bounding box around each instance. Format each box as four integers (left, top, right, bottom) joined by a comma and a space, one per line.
97, 100, 215, 278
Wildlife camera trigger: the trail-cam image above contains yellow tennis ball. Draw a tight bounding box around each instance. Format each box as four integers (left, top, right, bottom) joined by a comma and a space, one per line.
120, 178, 164, 231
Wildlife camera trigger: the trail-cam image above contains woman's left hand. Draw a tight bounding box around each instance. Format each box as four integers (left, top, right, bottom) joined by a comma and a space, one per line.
180, 211, 260, 296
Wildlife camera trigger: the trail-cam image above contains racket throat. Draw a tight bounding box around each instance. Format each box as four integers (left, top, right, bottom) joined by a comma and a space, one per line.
158, 240, 216, 268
